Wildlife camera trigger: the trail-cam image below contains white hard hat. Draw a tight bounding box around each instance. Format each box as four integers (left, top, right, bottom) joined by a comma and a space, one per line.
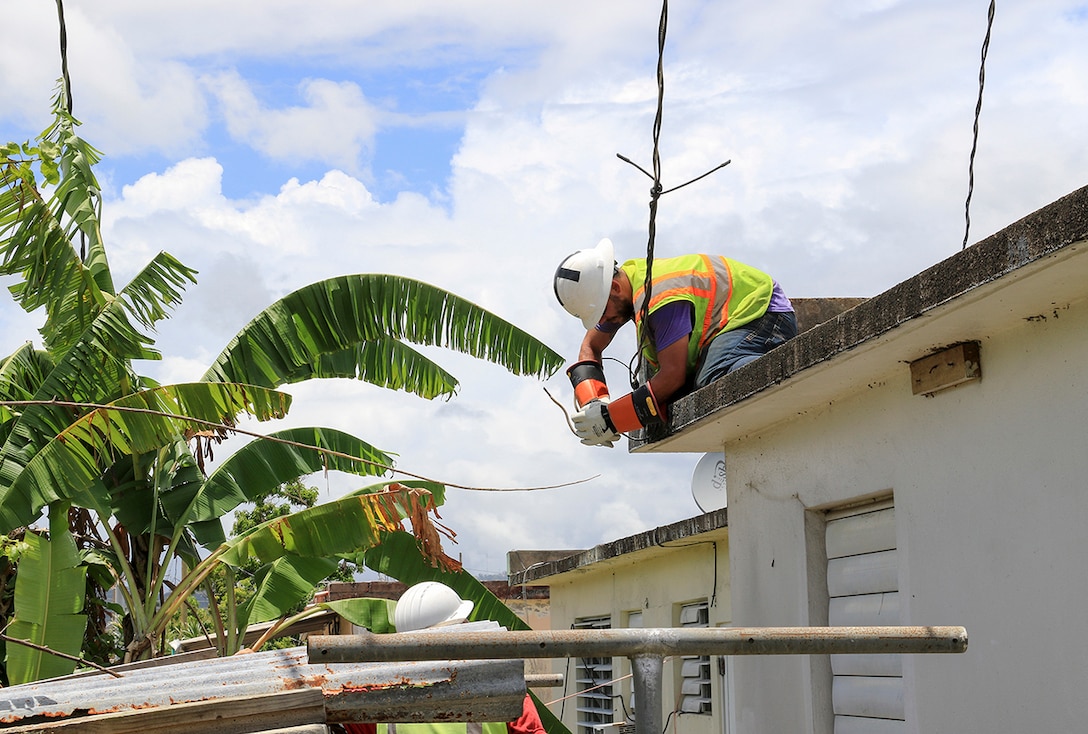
554, 238, 615, 330
395, 581, 475, 632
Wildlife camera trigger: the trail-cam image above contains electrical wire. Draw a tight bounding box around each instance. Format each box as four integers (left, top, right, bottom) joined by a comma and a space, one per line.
616, 0, 732, 386
55, 0, 73, 114
963, 0, 996, 250
656, 539, 718, 608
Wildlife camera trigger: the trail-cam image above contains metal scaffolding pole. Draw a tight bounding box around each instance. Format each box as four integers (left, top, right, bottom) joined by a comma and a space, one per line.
309, 626, 967, 734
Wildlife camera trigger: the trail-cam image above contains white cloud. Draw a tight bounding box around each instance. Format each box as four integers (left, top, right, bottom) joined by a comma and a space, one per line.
3, 0, 1088, 574
205, 72, 381, 174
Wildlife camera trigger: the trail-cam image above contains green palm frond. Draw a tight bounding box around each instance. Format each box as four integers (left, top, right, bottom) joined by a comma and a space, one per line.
0, 344, 56, 400
219, 494, 398, 568
0, 382, 290, 532
237, 555, 340, 629
5, 501, 88, 684
323, 597, 397, 633
202, 275, 563, 398
0, 180, 105, 353
0, 251, 199, 509
0, 85, 115, 352
280, 338, 459, 398
115, 251, 198, 333
0, 344, 55, 440
38, 81, 112, 296
219, 480, 441, 568
179, 427, 395, 531
365, 530, 527, 629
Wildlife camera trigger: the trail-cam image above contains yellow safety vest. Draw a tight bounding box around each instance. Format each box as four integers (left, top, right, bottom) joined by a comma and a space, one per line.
620, 254, 774, 371
378, 723, 508, 734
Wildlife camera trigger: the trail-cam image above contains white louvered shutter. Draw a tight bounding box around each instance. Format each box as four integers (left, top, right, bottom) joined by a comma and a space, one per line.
826, 502, 904, 733
678, 601, 712, 714
574, 615, 613, 734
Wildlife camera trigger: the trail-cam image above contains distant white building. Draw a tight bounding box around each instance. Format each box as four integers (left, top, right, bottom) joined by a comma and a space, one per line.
633, 184, 1088, 733
511, 511, 733, 734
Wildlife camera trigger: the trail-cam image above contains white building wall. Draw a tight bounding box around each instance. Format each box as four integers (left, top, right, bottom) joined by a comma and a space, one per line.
726, 296, 1088, 733
545, 539, 730, 734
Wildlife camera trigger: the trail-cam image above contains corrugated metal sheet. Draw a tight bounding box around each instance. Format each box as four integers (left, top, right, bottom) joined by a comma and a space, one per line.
0, 645, 525, 730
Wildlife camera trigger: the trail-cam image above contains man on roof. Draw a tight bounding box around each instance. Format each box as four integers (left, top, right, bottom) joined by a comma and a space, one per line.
554, 238, 796, 447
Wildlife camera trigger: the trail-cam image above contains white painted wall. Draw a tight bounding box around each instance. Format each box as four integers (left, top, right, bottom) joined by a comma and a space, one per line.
545, 538, 731, 734
726, 295, 1088, 732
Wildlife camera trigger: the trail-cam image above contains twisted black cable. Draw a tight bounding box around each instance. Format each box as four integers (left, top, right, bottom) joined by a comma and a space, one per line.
963, 0, 996, 250
56, 0, 73, 114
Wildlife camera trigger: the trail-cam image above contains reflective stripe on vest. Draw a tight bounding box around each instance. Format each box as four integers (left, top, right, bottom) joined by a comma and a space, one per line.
621, 254, 774, 370
381, 722, 507, 734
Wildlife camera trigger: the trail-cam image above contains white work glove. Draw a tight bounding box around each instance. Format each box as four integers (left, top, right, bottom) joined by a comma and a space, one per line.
572, 399, 621, 447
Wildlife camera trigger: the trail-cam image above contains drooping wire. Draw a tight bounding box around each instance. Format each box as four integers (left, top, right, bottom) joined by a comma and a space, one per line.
963, 0, 996, 250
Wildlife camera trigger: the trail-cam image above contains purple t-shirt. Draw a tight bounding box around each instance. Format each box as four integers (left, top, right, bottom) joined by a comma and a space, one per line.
647, 301, 693, 350
768, 280, 793, 312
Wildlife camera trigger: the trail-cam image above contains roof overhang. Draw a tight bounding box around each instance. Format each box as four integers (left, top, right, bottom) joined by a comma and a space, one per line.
511, 507, 728, 585
633, 183, 1088, 454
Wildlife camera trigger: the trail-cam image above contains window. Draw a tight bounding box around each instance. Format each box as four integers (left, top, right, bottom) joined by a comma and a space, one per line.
574, 615, 613, 734
825, 498, 903, 730
678, 600, 712, 715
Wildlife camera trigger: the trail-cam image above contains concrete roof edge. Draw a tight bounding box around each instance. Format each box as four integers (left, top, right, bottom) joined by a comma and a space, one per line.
510, 507, 728, 585
634, 181, 1088, 447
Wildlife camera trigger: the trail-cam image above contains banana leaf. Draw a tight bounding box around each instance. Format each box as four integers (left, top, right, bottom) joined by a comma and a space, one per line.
0, 84, 117, 350
202, 275, 563, 398
238, 555, 340, 629
0, 343, 55, 444
322, 597, 397, 633
179, 427, 395, 530
0, 252, 198, 526
0, 382, 290, 532
5, 501, 88, 684
218, 480, 443, 568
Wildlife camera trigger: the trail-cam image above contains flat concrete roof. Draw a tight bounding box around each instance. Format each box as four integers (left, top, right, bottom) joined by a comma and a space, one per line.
510, 507, 728, 585
633, 182, 1088, 454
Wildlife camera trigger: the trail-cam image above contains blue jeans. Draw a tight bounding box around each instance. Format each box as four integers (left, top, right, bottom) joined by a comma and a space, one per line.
694, 311, 798, 388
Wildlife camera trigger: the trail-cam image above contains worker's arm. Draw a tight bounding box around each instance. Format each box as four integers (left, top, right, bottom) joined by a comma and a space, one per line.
645, 334, 688, 405
571, 308, 692, 443
566, 327, 619, 409
578, 326, 615, 363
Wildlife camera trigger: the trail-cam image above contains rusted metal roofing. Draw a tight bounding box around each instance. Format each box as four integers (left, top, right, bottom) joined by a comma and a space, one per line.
0, 645, 525, 732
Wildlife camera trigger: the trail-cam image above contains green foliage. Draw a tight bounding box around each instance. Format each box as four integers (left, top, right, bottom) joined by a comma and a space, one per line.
5, 502, 88, 684
325, 597, 397, 633
203, 276, 562, 399
232, 479, 321, 536
0, 77, 562, 680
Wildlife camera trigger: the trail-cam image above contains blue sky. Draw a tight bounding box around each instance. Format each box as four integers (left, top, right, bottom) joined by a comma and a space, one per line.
2, 1, 1088, 577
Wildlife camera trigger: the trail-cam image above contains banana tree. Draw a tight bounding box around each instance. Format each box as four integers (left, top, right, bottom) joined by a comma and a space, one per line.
0, 83, 563, 676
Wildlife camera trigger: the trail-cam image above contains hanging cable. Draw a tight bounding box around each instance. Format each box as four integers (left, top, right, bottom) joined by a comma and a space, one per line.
617, 0, 731, 386
633, 0, 670, 375
963, 0, 996, 250
55, 0, 73, 114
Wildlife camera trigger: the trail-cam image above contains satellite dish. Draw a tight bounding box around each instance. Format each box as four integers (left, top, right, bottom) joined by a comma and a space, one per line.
691, 452, 727, 512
